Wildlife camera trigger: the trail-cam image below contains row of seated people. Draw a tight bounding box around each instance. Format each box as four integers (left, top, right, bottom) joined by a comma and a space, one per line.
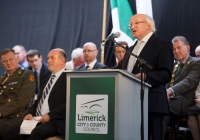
0, 41, 109, 140
0, 13, 200, 140
163, 37, 200, 140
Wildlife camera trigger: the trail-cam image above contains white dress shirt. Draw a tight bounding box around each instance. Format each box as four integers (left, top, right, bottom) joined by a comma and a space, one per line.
40, 67, 65, 115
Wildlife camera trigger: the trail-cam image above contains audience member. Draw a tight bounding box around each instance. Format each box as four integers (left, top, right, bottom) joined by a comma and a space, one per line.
117, 14, 174, 140
187, 83, 200, 140
195, 45, 200, 58
26, 50, 51, 105
114, 41, 127, 66
0, 48, 35, 138
163, 36, 200, 137
187, 45, 200, 140
76, 42, 108, 70
66, 48, 85, 69
4, 48, 67, 140
12, 45, 29, 69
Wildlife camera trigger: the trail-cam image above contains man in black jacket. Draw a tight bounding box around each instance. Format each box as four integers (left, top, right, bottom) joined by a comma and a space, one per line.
117, 14, 174, 140
76, 42, 108, 70
26, 50, 51, 105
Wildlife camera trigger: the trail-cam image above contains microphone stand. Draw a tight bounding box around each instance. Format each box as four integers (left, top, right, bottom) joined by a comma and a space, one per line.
111, 38, 153, 140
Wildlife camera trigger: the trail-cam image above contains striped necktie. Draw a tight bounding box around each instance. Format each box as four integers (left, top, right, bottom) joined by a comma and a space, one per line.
36, 75, 56, 116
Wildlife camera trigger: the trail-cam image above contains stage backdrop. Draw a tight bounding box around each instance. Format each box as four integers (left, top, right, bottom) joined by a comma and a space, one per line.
0, 0, 109, 73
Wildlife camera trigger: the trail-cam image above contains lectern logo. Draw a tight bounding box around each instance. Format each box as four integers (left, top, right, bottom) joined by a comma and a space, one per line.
76, 95, 108, 134
81, 98, 105, 115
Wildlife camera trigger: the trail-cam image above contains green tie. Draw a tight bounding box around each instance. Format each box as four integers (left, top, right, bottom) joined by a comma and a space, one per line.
174, 63, 184, 84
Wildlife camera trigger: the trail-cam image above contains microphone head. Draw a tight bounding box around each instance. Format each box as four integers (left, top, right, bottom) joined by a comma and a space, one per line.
114, 32, 121, 38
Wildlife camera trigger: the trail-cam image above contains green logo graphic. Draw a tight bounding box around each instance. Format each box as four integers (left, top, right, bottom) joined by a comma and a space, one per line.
81, 98, 104, 115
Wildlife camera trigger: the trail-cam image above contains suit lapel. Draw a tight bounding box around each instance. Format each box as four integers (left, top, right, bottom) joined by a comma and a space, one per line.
93, 62, 98, 69
132, 34, 155, 72
80, 65, 86, 70
179, 56, 192, 79
122, 41, 137, 69
49, 72, 65, 96
39, 63, 45, 84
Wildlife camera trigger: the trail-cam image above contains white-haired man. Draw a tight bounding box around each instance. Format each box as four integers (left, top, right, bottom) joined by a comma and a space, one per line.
117, 14, 174, 140
66, 48, 85, 70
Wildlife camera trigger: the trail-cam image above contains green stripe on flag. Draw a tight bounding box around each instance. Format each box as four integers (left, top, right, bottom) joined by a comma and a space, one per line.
117, 0, 134, 38
110, 0, 117, 9
110, 0, 135, 45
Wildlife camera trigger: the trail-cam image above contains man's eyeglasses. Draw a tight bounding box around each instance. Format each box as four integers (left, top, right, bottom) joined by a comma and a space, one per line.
83, 50, 96, 53
128, 21, 146, 29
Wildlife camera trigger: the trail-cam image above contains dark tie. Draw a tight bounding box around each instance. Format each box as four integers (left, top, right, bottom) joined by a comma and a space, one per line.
86, 65, 89, 69
36, 75, 56, 116
174, 63, 184, 84
34, 71, 39, 94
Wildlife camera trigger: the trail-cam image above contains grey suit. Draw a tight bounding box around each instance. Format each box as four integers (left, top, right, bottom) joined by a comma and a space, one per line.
168, 56, 200, 116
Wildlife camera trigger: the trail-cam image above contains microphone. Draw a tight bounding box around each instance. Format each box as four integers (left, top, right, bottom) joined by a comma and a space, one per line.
102, 32, 121, 42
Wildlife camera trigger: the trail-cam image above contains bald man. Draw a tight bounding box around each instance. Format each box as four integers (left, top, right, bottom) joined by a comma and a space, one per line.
195, 45, 200, 58
12, 45, 29, 69
76, 42, 108, 70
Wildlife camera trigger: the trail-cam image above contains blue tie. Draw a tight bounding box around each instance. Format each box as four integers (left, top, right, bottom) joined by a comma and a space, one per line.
36, 75, 56, 116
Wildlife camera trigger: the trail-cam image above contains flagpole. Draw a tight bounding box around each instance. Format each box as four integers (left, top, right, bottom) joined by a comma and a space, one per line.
101, 0, 108, 64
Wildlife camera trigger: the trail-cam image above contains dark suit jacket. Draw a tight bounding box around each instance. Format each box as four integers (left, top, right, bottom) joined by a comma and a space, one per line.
28, 61, 51, 93
168, 56, 200, 116
117, 34, 174, 114
29, 72, 66, 135
76, 61, 108, 70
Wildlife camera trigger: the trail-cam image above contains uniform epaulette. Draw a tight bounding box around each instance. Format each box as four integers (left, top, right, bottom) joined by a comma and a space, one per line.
24, 69, 32, 72
18, 69, 23, 75
0, 74, 6, 79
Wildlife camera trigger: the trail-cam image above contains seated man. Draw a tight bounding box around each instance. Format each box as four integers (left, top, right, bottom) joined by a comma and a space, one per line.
26, 49, 51, 105
12, 45, 29, 69
195, 45, 200, 58
66, 48, 85, 70
113, 41, 127, 66
164, 36, 200, 135
0, 48, 35, 138
3, 48, 67, 140
76, 42, 108, 70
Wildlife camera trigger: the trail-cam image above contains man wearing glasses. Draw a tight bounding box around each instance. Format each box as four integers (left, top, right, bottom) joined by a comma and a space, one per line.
117, 14, 174, 140
76, 42, 108, 70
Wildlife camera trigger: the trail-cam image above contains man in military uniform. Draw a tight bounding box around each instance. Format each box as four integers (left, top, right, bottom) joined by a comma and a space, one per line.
0, 48, 35, 138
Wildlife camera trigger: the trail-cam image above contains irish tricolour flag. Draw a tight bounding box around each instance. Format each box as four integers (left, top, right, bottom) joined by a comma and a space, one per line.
110, 0, 135, 47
